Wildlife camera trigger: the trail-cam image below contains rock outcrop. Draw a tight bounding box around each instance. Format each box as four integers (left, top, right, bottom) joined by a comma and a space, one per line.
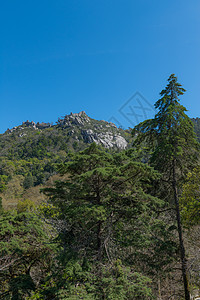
57, 111, 90, 127
81, 129, 128, 149
3, 111, 131, 150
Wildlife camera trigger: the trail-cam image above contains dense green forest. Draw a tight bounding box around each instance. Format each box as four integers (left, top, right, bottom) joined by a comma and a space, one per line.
1, 75, 200, 299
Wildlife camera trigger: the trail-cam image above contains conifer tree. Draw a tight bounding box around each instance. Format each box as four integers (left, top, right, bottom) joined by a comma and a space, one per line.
133, 74, 199, 300
43, 143, 175, 299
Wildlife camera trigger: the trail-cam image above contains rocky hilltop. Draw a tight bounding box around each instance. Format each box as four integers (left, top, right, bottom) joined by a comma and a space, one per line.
1, 112, 131, 159
56, 111, 128, 149
0, 112, 132, 199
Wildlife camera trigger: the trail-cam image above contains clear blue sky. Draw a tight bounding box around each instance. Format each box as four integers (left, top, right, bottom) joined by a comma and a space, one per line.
1, 0, 200, 133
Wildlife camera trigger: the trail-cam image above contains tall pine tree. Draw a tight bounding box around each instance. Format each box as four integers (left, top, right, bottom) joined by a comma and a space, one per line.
133, 74, 199, 300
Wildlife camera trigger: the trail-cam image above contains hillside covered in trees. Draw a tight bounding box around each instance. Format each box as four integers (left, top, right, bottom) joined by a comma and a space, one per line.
1, 75, 200, 299
0, 112, 132, 209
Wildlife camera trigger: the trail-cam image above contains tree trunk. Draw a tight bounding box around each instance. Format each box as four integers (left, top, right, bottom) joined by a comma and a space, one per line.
97, 220, 102, 261
96, 185, 102, 261
172, 160, 190, 300
158, 277, 162, 299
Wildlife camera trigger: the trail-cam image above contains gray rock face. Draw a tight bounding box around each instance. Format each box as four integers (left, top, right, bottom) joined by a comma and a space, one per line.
81, 129, 128, 149
22, 120, 37, 129
36, 122, 52, 129
114, 135, 128, 149
57, 111, 90, 127
19, 133, 27, 138
7, 120, 52, 133
56, 111, 129, 150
